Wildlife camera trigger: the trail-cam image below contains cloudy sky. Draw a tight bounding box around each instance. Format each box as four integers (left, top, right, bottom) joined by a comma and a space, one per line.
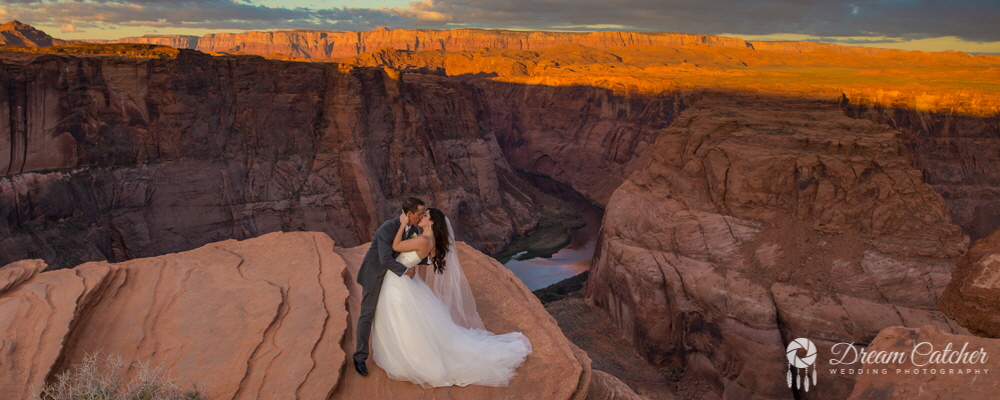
3, 0, 999, 53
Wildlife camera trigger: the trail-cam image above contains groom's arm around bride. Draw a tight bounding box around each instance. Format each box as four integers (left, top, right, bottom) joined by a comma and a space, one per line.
375, 217, 416, 279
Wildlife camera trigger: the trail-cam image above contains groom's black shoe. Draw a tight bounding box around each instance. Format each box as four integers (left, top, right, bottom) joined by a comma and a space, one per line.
355, 361, 369, 376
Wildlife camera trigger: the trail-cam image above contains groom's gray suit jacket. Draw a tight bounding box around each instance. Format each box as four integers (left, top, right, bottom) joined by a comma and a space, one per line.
353, 217, 421, 363
356, 218, 411, 289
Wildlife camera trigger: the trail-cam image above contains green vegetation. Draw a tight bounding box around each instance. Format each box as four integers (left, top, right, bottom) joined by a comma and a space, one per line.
533, 271, 588, 303
493, 212, 585, 264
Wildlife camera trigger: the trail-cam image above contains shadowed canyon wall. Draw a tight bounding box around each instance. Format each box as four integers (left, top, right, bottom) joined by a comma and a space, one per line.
586, 93, 973, 399
477, 80, 687, 205
841, 92, 1000, 242
0, 49, 556, 268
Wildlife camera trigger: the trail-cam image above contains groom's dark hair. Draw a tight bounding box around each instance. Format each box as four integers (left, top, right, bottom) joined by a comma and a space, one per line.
401, 197, 425, 213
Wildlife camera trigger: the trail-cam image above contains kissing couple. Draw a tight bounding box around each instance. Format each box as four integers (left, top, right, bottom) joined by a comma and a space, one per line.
353, 197, 533, 387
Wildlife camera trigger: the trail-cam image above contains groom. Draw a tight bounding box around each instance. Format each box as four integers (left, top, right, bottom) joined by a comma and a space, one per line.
353, 196, 425, 376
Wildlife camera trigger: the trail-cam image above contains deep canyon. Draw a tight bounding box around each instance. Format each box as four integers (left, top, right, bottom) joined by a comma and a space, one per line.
3, 21, 1000, 400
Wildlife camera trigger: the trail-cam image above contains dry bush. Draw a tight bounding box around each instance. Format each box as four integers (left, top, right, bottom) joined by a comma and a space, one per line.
38, 353, 208, 400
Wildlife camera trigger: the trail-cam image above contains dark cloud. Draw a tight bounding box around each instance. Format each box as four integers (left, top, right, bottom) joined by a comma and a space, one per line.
2, 0, 997, 42
398, 0, 1000, 42
2, 0, 404, 31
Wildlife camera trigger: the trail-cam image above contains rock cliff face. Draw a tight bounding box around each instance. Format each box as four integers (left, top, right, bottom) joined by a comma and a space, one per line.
848, 326, 999, 399
939, 227, 1000, 336
102, 29, 754, 59
842, 92, 1000, 241
86, 35, 200, 49
91, 27, 906, 60
478, 80, 685, 205
0, 231, 593, 399
586, 93, 970, 399
0, 49, 554, 268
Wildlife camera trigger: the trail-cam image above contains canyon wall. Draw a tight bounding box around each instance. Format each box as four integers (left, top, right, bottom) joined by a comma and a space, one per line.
940, 226, 1000, 336
841, 91, 1000, 242
476, 80, 685, 205
107, 29, 754, 59
0, 49, 552, 268
586, 93, 970, 399
102, 34, 200, 49
91, 27, 910, 60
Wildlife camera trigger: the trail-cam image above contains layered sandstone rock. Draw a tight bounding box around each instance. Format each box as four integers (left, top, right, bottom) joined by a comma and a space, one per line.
0, 231, 593, 399
0, 231, 349, 399
478, 80, 684, 205
112, 29, 754, 59
339, 47, 689, 205
588, 371, 654, 400
86, 35, 200, 49
91, 26, 915, 61
939, 227, 1000, 336
586, 93, 970, 399
0, 49, 552, 268
748, 40, 887, 56
336, 46, 1000, 217
848, 326, 999, 399
841, 91, 1000, 241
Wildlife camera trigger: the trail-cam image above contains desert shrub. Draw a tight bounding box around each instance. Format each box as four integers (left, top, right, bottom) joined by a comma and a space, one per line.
38, 353, 208, 400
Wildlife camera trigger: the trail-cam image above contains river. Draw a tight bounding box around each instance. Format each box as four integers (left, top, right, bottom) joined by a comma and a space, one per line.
501, 173, 604, 291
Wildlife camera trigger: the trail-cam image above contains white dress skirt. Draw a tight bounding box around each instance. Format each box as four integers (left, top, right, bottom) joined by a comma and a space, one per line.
371, 251, 532, 387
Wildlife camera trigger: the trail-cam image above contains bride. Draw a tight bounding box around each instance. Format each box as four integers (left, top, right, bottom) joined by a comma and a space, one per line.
371, 207, 532, 387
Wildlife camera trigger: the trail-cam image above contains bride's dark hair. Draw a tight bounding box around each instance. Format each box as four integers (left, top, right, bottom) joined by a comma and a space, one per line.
428, 208, 449, 274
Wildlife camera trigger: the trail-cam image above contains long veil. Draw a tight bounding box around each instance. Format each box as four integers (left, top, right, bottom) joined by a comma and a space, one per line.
428, 218, 486, 330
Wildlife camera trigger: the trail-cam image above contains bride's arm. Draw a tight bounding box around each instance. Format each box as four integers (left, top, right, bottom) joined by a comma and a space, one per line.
391, 213, 408, 251
394, 236, 430, 255
392, 213, 429, 254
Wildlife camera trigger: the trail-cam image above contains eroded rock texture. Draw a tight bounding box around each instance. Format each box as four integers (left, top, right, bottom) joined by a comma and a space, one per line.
842, 91, 1000, 241
940, 227, 1000, 336
0, 50, 550, 268
480, 81, 685, 204
848, 326, 999, 400
586, 93, 970, 399
88, 27, 913, 61
0, 231, 349, 399
95, 29, 755, 59
0, 232, 593, 399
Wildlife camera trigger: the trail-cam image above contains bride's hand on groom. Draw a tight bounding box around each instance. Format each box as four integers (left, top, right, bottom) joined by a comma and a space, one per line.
399, 211, 409, 226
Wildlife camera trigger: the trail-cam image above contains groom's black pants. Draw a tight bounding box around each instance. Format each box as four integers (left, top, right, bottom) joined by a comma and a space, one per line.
354, 278, 383, 363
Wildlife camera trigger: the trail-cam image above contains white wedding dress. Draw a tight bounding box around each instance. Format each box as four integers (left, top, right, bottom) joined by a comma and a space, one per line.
371, 250, 532, 387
